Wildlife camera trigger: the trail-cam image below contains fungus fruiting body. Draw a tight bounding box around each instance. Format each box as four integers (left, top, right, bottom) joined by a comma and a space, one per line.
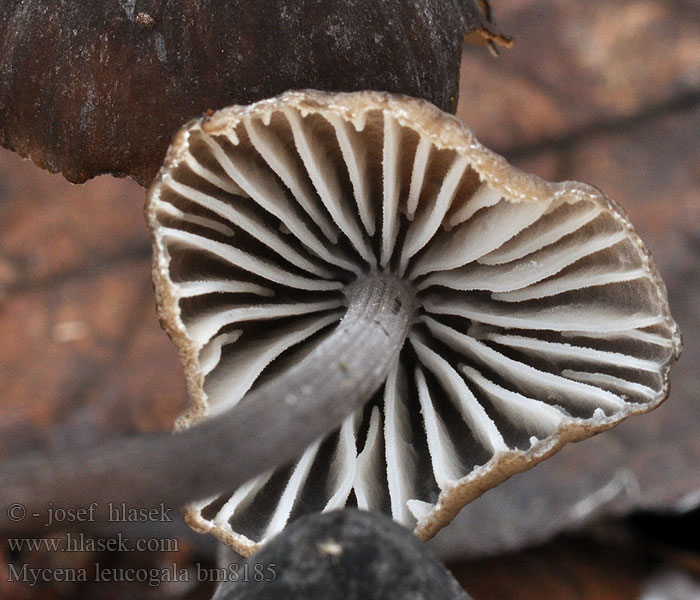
0, 0, 496, 184
147, 90, 681, 555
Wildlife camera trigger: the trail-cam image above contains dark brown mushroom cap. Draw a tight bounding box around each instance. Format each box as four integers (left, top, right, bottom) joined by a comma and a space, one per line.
0, 0, 496, 185
147, 90, 680, 555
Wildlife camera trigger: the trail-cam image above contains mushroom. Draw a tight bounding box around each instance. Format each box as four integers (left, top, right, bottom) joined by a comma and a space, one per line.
0, 0, 500, 184
146, 89, 681, 555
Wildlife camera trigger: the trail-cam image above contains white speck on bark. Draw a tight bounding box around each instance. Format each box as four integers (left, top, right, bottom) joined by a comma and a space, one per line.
155, 34, 167, 63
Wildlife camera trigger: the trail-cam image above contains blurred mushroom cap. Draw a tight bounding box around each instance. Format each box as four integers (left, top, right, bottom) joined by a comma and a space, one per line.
0, 0, 496, 184
146, 90, 681, 555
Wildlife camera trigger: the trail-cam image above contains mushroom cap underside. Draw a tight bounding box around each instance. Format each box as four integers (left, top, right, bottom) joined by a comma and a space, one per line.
146, 90, 681, 556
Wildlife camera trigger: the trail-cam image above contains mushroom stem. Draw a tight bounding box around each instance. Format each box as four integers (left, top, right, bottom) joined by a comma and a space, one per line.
0, 274, 415, 536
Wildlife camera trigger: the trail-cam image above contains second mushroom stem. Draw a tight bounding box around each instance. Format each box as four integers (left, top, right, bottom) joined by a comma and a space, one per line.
0, 273, 415, 534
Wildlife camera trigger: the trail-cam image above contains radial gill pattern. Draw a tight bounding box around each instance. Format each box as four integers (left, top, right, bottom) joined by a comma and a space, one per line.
147, 90, 680, 555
